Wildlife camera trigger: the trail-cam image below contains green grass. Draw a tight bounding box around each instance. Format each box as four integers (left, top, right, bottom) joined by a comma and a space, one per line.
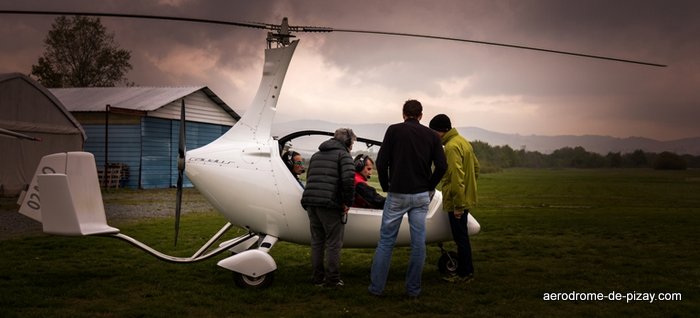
1, 168, 699, 317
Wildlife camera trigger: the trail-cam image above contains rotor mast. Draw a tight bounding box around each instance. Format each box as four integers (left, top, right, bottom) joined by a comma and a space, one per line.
267, 17, 294, 48
265, 17, 332, 48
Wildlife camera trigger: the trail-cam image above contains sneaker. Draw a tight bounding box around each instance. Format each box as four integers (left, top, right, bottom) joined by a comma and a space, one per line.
368, 287, 384, 298
331, 279, 344, 287
442, 274, 474, 284
441, 273, 457, 282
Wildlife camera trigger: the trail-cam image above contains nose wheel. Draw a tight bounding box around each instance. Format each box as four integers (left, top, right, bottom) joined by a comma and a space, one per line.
437, 243, 459, 275
233, 271, 275, 288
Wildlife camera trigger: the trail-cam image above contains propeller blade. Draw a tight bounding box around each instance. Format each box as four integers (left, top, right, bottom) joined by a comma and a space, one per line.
330, 28, 667, 68
174, 99, 186, 245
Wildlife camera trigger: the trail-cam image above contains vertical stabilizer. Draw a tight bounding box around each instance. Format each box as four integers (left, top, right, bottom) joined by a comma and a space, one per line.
218, 40, 298, 143
20, 152, 119, 236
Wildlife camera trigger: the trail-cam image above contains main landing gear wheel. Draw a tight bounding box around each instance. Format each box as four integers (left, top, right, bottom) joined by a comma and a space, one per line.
438, 251, 459, 275
233, 271, 275, 289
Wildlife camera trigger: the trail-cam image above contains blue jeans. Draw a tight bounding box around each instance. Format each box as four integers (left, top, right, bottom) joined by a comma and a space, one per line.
368, 192, 430, 297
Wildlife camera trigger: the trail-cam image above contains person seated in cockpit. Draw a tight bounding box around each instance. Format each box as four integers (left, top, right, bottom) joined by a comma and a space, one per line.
282, 150, 305, 187
352, 154, 385, 209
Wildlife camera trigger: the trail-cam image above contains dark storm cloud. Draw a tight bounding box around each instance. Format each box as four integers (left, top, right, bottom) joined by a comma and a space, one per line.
1, 0, 699, 139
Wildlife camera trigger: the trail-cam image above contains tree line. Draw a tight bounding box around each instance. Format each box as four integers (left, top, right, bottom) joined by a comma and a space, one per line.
471, 141, 698, 172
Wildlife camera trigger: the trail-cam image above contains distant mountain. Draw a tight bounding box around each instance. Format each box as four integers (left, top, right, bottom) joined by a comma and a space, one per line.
272, 120, 700, 155
458, 127, 700, 155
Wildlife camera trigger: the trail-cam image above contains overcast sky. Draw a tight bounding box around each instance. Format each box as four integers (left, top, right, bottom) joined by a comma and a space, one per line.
1, 0, 698, 140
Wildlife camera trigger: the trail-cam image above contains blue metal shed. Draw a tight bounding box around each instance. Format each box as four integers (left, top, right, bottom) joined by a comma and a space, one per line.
50, 87, 239, 189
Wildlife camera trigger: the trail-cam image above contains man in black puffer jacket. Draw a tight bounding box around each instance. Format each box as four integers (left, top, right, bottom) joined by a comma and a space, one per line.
301, 128, 356, 287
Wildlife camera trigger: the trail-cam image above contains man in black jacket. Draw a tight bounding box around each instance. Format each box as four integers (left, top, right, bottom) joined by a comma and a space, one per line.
301, 128, 356, 287
368, 99, 447, 298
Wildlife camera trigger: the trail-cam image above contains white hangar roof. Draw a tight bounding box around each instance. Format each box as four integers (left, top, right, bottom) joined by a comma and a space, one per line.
50, 86, 240, 126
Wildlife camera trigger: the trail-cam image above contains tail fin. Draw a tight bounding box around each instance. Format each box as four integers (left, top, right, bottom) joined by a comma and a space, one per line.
18, 152, 119, 236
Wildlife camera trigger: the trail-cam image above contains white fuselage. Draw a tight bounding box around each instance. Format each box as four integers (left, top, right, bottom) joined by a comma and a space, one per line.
186, 137, 460, 248
185, 40, 478, 248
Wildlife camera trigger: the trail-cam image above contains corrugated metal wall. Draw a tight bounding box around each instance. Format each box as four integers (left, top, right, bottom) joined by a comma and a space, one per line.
149, 90, 236, 126
168, 120, 231, 188
141, 117, 232, 189
141, 117, 172, 188
83, 124, 141, 188
83, 117, 232, 189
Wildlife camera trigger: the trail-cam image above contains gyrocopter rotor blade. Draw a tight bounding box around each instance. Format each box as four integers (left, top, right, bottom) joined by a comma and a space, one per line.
330, 28, 667, 68
0, 9, 666, 67
174, 99, 186, 245
0, 10, 272, 30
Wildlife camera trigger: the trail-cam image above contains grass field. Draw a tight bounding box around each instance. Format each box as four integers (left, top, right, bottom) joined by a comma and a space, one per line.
1, 168, 699, 317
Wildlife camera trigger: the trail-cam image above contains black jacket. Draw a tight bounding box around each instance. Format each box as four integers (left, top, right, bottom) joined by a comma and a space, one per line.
354, 179, 386, 209
301, 138, 355, 211
376, 118, 447, 193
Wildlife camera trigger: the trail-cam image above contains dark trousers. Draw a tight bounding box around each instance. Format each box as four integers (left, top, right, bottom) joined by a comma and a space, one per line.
448, 209, 474, 276
307, 206, 345, 284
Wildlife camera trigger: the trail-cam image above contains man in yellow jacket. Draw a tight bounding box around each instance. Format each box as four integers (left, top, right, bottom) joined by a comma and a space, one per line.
429, 114, 479, 283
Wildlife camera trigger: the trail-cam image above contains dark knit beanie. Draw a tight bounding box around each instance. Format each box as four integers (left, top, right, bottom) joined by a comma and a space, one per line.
429, 114, 452, 132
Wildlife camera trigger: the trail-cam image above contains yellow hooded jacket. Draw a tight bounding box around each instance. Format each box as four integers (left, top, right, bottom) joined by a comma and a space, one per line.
438, 128, 479, 211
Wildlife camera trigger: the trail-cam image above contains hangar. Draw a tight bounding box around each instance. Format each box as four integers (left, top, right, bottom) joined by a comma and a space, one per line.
51, 86, 240, 189
0, 73, 85, 197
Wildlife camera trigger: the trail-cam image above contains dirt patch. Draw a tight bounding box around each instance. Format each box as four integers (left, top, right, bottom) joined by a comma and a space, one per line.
0, 189, 216, 240
0, 203, 43, 239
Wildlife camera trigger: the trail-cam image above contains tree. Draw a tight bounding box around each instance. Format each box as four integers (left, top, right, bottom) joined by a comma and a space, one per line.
31, 16, 132, 88
652, 152, 686, 170
624, 149, 648, 168
606, 152, 623, 168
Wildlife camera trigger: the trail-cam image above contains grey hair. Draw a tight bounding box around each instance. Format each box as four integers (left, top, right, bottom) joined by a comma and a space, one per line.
334, 128, 357, 147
